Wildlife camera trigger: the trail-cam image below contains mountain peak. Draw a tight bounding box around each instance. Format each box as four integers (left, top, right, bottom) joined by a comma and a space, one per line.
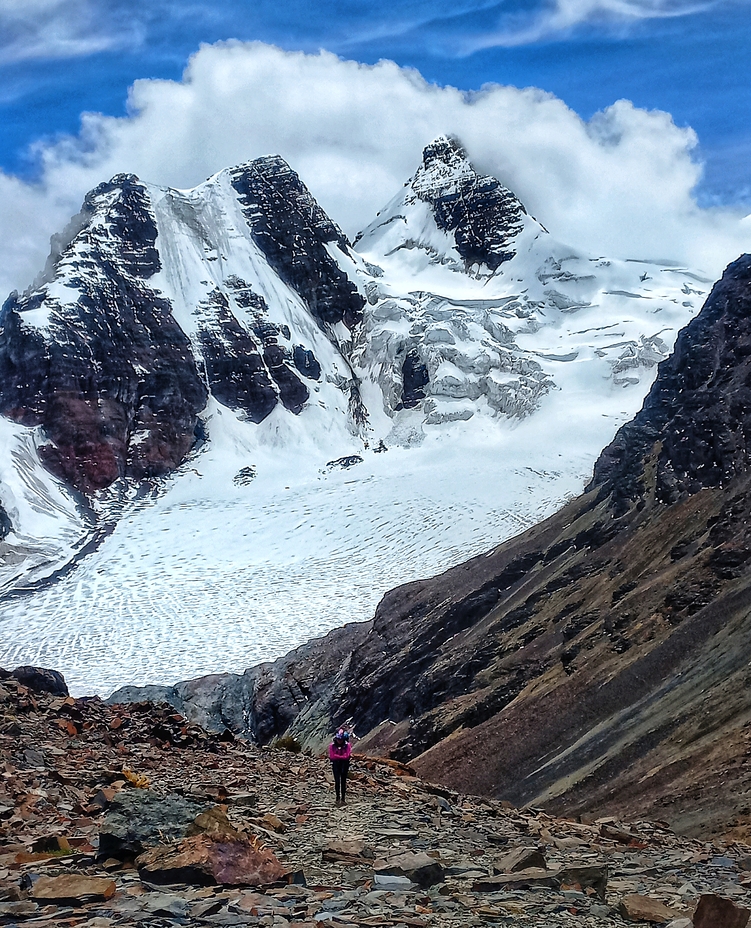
356, 135, 533, 272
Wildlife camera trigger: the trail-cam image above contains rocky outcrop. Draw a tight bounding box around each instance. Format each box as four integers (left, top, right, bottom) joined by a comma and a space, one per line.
0, 665, 68, 696
0, 501, 11, 540
592, 254, 751, 510
126, 255, 751, 838
195, 283, 310, 421
355, 136, 530, 272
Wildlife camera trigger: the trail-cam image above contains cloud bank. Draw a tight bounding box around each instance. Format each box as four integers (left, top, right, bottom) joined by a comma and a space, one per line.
0, 41, 748, 299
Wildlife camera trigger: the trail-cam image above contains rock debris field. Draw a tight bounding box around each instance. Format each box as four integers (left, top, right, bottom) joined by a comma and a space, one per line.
1, 667, 750, 928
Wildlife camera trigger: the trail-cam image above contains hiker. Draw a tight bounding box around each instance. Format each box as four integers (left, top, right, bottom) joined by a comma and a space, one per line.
329, 728, 352, 805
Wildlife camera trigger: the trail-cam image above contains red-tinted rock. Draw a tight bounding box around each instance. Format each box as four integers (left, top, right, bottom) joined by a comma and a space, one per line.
136, 834, 288, 886
694, 894, 750, 928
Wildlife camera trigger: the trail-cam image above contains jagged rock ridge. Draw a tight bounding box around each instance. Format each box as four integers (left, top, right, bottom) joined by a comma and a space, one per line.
355, 135, 530, 272
117, 255, 751, 838
230, 157, 364, 329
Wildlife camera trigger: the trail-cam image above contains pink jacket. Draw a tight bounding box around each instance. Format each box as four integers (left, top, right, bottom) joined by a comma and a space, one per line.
329, 740, 352, 761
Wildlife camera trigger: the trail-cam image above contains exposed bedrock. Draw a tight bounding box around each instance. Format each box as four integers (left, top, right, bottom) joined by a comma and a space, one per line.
592, 254, 751, 511
196, 286, 309, 421
0, 501, 10, 539
113, 256, 751, 837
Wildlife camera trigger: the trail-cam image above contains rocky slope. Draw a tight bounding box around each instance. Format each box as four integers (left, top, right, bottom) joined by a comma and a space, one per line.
2, 666, 750, 928
114, 254, 751, 839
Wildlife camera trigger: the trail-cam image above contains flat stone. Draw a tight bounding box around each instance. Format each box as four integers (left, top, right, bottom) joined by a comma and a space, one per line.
228, 792, 257, 808
233, 891, 289, 914
493, 846, 546, 873
322, 839, 374, 863
139, 892, 190, 917
693, 894, 750, 928
0, 901, 39, 917
30, 875, 116, 905
601, 823, 642, 845
710, 856, 737, 868
0, 882, 21, 902
473, 868, 560, 892
618, 894, 680, 923
136, 833, 289, 886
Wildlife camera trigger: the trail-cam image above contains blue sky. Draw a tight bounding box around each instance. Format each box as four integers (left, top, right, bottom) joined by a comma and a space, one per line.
1, 0, 749, 206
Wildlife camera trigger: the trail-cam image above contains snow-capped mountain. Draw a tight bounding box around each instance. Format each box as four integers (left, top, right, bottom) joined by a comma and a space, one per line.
0, 137, 709, 694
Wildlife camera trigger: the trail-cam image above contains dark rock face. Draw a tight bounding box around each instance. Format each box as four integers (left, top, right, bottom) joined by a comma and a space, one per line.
416, 137, 526, 271
195, 277, 313, 421
293, 345, 322, 381
136, 255, 751, 837
399, 348, 429, 409
0, 501, 11, 539
196, 289, 278, 423
231, 157, 364, 330
0, 175, 207, 493
592, 254, 751, 510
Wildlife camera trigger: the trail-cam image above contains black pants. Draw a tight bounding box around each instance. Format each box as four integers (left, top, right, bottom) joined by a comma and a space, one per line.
332, 759, 350, 800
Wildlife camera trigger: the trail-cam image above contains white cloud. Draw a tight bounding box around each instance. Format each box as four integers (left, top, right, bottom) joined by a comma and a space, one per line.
0, 41, 748, 299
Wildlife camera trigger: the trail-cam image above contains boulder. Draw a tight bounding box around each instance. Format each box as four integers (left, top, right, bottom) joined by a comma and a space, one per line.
557, 863, 609, 900
693, 894, 750, 928
99, 790, 206, 860
136, 834, 289, 887
10, 666, 68, 696
374, 851, 445, 888
322, 838, 375, 864
188, 806, 240, 839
